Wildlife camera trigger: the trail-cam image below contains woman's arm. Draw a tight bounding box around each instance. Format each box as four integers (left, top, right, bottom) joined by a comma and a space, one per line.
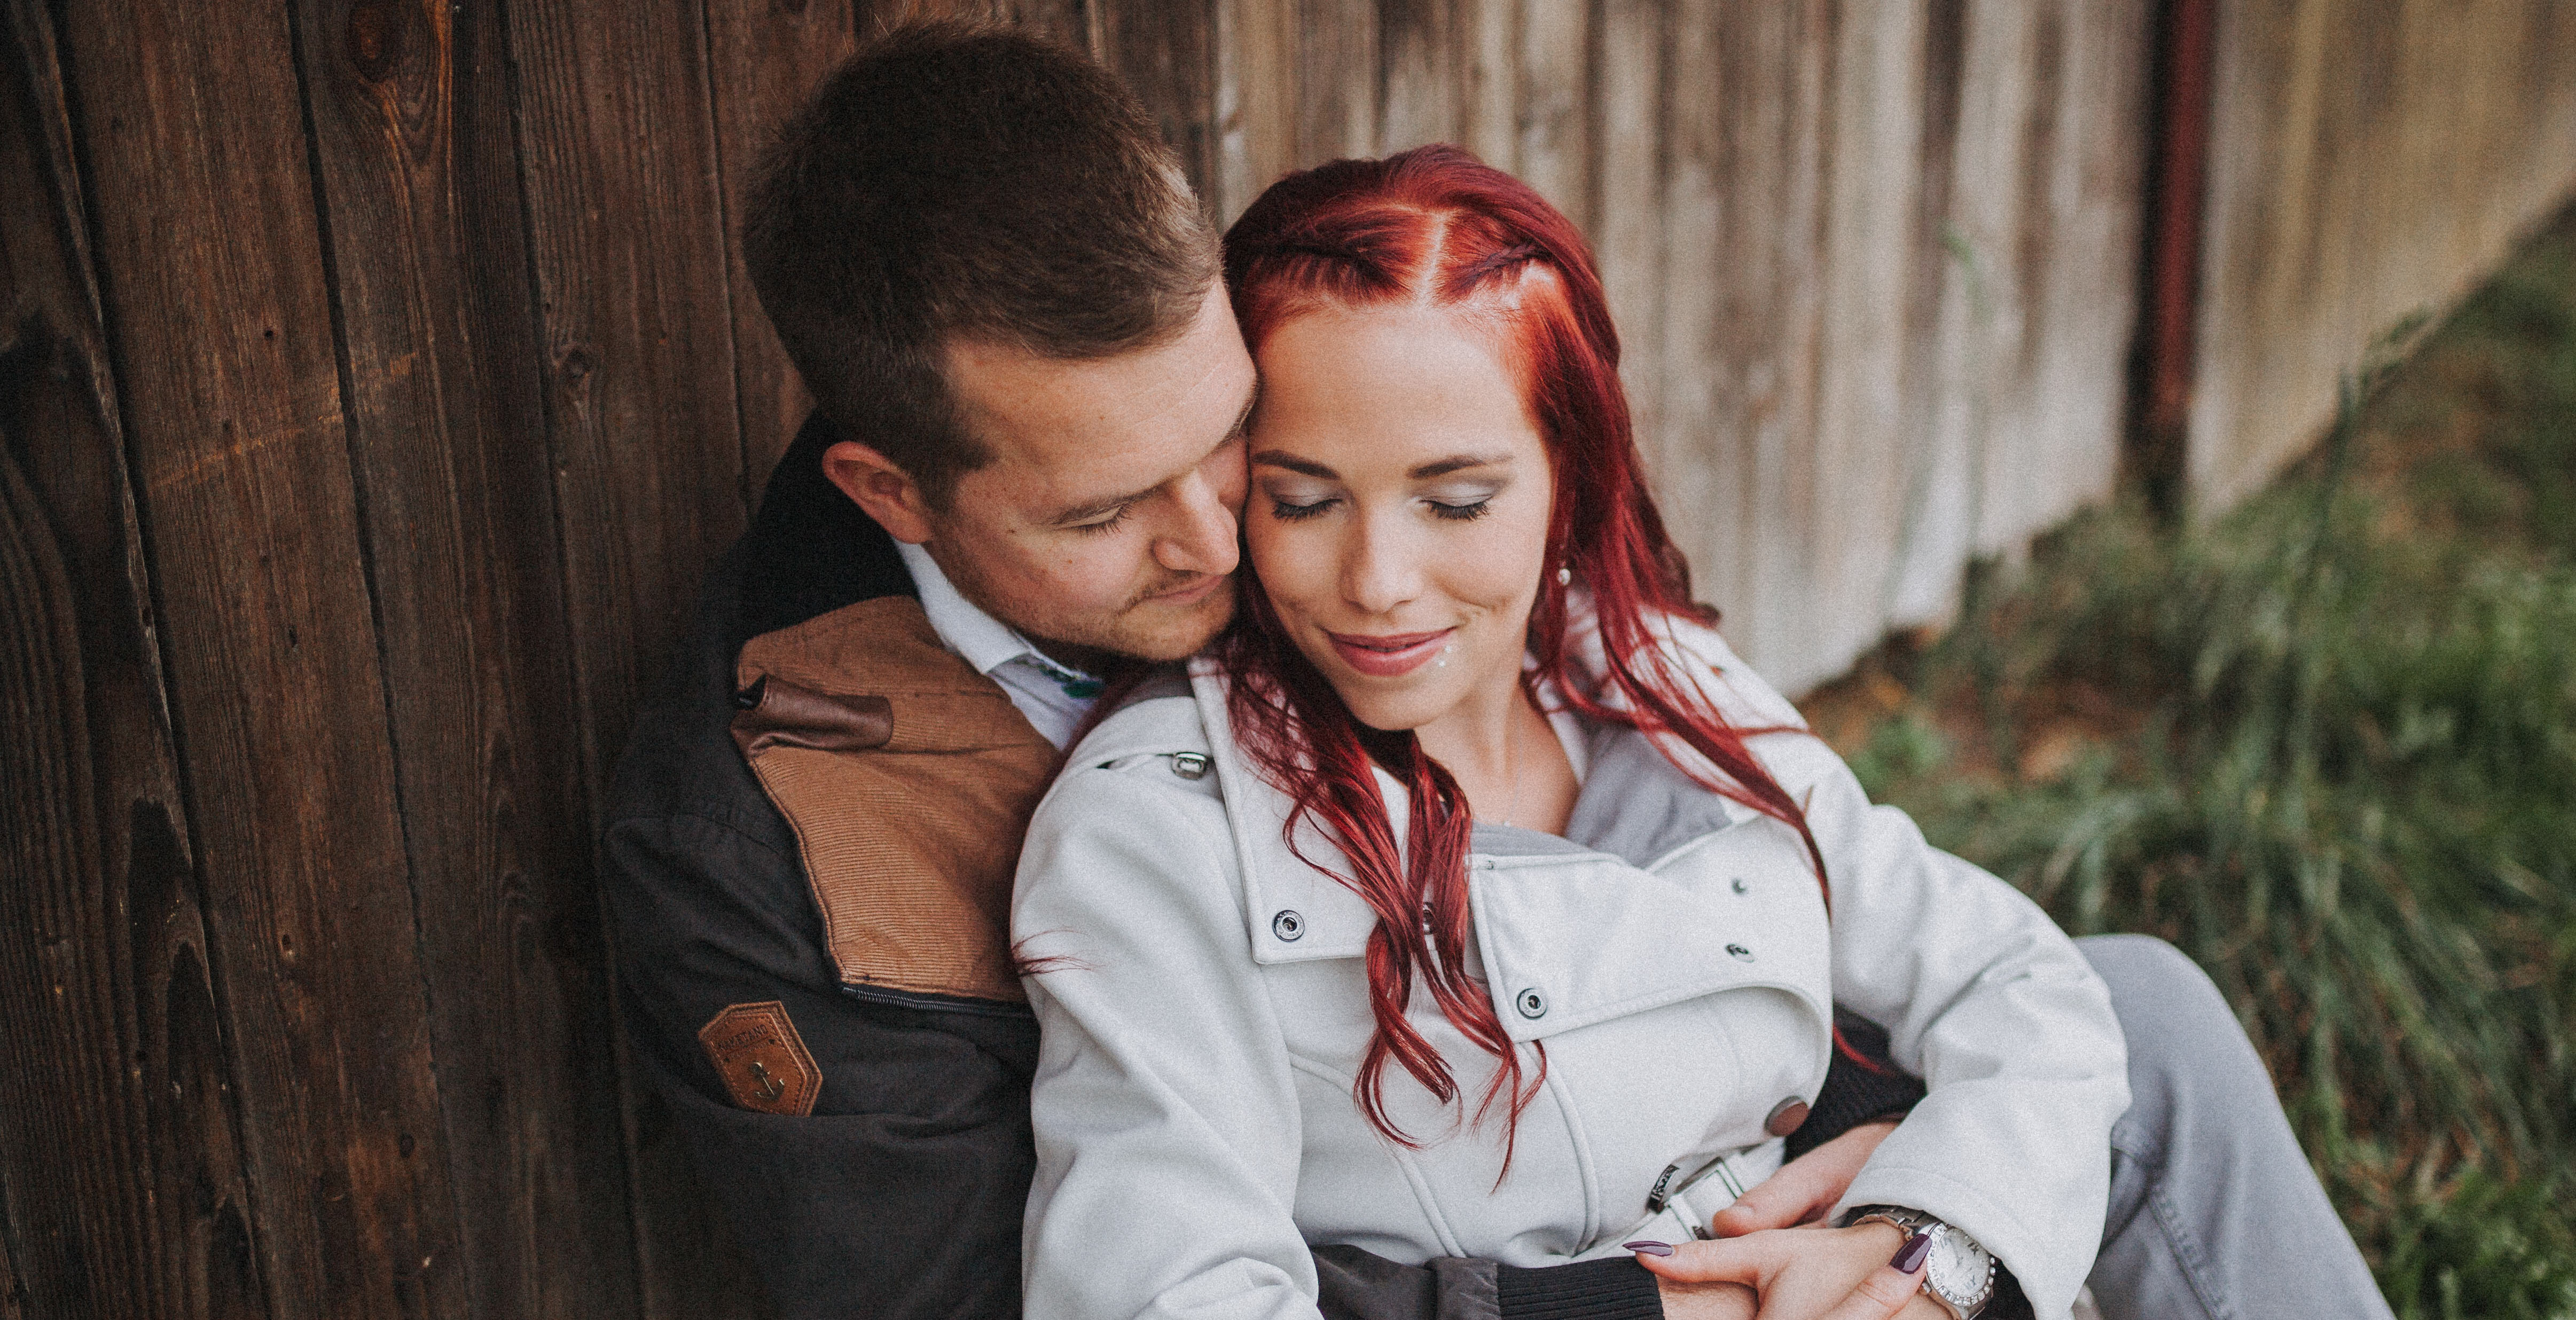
1769, 734, 2125, 1319
1685, 637, 2126, 1320
1015, 759, 1322, 1320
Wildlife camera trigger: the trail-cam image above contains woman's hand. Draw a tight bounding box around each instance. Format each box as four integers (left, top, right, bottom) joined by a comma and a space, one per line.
1709, 1119, 1900, 1237
1630, 1223, 1945, 1320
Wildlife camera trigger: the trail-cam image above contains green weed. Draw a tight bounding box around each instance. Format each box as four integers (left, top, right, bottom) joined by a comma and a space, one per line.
1825, 204, 2576, 1316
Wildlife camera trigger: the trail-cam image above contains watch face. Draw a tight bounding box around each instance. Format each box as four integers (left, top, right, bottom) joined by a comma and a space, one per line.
1925, 1227, 1992, 1307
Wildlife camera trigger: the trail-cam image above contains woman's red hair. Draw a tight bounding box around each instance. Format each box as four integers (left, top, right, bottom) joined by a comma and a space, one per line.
1219, 146, 1837, 1164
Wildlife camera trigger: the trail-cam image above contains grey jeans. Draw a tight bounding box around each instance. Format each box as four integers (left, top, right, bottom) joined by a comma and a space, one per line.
2079, 935, 2394, 1320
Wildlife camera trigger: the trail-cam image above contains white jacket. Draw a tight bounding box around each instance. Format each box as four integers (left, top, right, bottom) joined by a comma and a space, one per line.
1013, 619, 2128, 1320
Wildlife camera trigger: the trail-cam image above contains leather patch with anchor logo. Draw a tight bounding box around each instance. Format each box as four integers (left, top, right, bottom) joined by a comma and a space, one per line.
699, 1001, 821, 1116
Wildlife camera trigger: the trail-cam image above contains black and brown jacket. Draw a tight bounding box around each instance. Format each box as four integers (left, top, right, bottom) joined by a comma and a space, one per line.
598, 414, 1922, 1320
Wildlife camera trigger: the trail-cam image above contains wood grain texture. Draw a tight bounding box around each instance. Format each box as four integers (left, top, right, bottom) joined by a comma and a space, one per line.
1099, 0, 1222, 213
488, 2, 761, 1315
0, 19, 269, 1320
1592, 0, 1664, 504
2188, 0, 2576, 507
1511, 0, 1587, 221
284, 1, 645, 1317
497, 0, 748, 796
50, 0, 468, 1313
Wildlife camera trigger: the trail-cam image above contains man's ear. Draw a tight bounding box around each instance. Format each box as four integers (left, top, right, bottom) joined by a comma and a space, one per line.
821, 439, 935, 544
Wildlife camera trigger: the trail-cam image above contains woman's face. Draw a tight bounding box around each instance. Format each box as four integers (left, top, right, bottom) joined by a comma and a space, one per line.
1245, 303, 1555, 733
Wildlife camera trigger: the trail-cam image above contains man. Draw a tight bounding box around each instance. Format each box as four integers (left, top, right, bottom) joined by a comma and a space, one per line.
599, 22, 2393, 1320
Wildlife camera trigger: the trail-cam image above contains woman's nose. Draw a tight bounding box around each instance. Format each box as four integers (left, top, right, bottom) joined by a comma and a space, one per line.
1339, 518, 1420, 616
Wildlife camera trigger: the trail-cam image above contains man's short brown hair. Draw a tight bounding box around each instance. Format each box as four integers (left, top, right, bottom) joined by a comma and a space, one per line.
745, 23, 1218, 505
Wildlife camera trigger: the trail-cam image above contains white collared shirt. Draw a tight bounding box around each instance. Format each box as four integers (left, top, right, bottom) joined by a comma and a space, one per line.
894, 540, 1100, 750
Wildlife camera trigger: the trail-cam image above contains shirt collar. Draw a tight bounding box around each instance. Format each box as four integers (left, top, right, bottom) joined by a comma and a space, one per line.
894, 540, 1100, 692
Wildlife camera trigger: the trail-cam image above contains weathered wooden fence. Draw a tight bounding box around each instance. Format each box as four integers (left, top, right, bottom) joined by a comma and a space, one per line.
2185, 0, 2576, 508
1, 2, 2570, 1318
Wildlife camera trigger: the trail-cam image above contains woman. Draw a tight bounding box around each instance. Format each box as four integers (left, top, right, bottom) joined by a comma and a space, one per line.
1011, 147, 2127, 1320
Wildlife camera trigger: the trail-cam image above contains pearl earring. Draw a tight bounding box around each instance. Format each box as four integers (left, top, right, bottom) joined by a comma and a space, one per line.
1555, 565, 1572, 586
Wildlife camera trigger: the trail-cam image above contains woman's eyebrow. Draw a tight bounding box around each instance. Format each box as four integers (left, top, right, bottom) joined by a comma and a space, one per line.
1409, 453, 1511, 479
1251, 451, 1338, 479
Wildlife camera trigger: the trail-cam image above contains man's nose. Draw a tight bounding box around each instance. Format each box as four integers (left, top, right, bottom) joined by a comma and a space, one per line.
1151, 470, 1240, 577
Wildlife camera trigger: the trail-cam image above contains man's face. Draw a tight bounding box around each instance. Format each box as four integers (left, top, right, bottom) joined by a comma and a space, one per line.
921, 282, 1256, 670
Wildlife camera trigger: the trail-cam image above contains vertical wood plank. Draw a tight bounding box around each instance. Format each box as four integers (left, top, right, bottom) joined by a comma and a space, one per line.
283, 0, 649, 1317
1689, 0, 1837, 675
1377, 0, 1457, 153
706, 0, 861, 490
1591, 0, 1664, 510
1794, 1, 1923, 686
50, 0, 470, 1312
1299, 0, 1379, 160
1217, 0, 1299, 221
0, 18, 269, 1320
1455, 0, 1517, 169
1512, 0, 1588, 221
2187, 0, 2576, 507
1098, 0, 1223, 210
499, 0, 748, 798
491, 1, 750, 1317
1647, 0, 1722, 593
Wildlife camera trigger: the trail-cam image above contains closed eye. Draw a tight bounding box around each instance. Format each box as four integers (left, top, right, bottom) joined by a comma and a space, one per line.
1069, 505, 1134, 535
1426, 498, 1492, 522
1270, 496, 1338, 521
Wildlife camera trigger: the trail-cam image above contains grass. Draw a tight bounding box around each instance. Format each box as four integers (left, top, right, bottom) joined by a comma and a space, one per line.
1802, 200, 2576, 1318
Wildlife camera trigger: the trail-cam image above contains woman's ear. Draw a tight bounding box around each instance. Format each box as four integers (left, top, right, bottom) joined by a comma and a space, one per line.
821, 439, 936, 544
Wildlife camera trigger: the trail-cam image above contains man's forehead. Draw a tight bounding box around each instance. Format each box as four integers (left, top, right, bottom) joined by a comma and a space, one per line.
945, 293, 1254, 510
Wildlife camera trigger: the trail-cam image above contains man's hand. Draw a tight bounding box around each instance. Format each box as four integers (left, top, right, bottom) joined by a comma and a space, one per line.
1632, 1224, 1943, 1320
1708, 1119, 1899, 1237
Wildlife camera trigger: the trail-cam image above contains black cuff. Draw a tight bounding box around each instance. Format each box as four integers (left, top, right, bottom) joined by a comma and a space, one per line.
1983, 1264, 2033, 1320
1494, 1256, 1664, 1320
1784, 1009, 1927, 1160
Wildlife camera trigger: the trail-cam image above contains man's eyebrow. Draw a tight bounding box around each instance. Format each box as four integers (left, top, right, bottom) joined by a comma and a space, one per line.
1410, 453, 1511, 479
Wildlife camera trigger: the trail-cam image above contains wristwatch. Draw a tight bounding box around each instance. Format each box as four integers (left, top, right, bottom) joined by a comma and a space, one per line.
1840, 1205, 1996, 1318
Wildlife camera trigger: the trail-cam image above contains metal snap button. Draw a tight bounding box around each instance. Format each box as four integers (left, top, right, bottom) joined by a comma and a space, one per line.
1271, 910, 1304, 941
1726, 943, 1753, 962
1515, 987, 1546, 1019
1765, 1096, 1811, 1137
1171, 752, 1209, 780
1730, 877, 1750, 895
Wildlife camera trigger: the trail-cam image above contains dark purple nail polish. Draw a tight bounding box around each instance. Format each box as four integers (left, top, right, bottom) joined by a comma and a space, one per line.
1624, 1240, 1674, 1257
1891, 1231, 1931, 1274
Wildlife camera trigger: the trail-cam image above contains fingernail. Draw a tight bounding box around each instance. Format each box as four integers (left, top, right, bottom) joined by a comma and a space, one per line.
1891, 1231, 1931, 1274
1624, 1240, 1674, 1257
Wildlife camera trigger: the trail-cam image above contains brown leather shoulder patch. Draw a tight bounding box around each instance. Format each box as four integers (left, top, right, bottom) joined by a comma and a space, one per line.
731, 596, 1058, 1005
698, 1001, 822, 1116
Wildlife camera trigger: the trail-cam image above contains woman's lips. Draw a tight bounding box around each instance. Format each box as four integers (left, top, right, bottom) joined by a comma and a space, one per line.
1325, 627, 1454, 678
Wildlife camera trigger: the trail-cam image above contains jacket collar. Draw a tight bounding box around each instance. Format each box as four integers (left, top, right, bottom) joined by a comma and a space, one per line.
1181, 643, 1828, 1048
735, 412, 917, 650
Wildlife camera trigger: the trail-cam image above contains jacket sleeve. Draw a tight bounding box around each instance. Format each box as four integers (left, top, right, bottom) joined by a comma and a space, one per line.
1014, 761, 1329, 1320
1712, 664, 2127, 1320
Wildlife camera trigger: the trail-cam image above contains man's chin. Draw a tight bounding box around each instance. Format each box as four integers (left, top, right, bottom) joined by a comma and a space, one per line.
1113, 587, 1236, 663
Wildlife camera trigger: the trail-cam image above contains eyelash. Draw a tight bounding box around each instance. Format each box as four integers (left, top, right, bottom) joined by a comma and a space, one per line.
1071, 506, 1133, 535
1267, 497, 1492, 522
